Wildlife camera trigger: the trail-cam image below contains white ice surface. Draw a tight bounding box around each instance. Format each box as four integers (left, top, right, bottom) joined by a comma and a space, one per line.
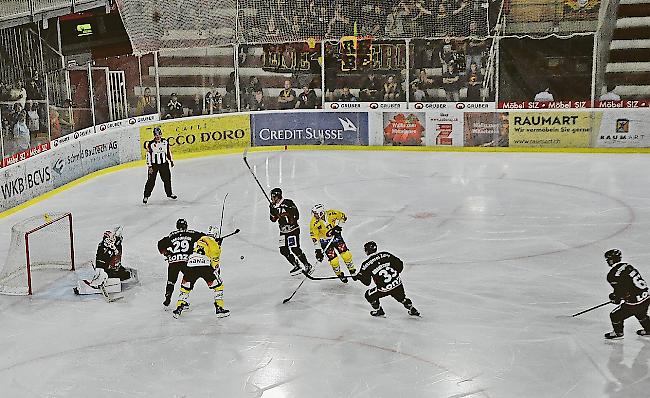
1, 150, 650, 398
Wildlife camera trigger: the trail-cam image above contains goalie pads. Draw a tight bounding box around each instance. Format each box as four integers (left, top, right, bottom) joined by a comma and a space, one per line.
75, 268, 122, 295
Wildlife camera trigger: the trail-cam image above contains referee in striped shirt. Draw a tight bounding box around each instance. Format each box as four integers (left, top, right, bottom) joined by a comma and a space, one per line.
143, 127, 177, 204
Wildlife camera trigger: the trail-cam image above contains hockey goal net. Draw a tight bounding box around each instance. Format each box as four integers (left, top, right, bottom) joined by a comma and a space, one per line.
0, 212, 75, 295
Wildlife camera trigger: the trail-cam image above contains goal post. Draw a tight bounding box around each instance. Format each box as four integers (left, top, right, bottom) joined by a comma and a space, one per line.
0, 212, 75, 295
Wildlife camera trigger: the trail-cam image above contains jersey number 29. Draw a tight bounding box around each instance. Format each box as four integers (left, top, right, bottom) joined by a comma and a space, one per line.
171, 240, 190, 254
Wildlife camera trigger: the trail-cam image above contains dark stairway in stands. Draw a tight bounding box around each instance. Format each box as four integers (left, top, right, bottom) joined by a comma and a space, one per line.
606, 0, 650, 99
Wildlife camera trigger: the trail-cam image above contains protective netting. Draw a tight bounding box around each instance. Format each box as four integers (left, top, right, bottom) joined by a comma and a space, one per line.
0, 213, 74, 295
117, 0, 496, 53
115, 0, 237, 53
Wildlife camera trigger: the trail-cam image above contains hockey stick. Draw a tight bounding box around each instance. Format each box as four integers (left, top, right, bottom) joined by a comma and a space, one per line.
221, 228, 240, 239
571, 301, 610, 317
218, 192, 229, 238
282, 238, 340, 304
282, 278, 307, 304
243, 147, 272, 204
100, 284, 124, 303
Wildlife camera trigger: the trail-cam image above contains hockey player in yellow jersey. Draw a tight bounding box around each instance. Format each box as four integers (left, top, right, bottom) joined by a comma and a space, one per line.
309, 203, 356, 283
172, 230, 230, 318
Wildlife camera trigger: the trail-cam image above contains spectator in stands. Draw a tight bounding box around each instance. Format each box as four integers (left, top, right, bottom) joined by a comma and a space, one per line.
209, 90, 224, 114
136, 87, 157, 116
465, 22, 485, 74
248, 90, 268, 111
324, 46, 340, 102
443, 62, 461, 101
327, 4, 352, 37
190, 94, 203, 116
411, 68, 435, 101
413, 0, 434, 37
60, 99, 74, 136
226, 71, 237, 95
434, 1, 451, 37
383, 75, 401, 101
26, 78, 43, 102
296, 85, 319, 108
363, 4, 386, 37
244, 75, 263, 107
338, 86, 357, 102
266, 15, 282, 41
49, 107, 61, 139
452, 0, 471, 36
385, 3, 408, 37
0, 82, 10, 101
600, 85, 621, 101
360, 72, 383, 102
25, 102, 40, 134
13, 110, 30, 151
9, 102, 23, 132
10, 81, 27, 111
439, 37, 460, 74
165, 93, 184, 119
465, 62, 482, 101
534, 87, 554, 102
277, 80, 297, 110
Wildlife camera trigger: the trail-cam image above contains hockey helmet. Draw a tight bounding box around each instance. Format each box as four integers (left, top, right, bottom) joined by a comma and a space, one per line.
271, 187, 282, 198
605, 249, 622, 265
176, 218, 188, 230
364, 241, 378, 255
153, 126, 163, 136
312, 203, 325, 218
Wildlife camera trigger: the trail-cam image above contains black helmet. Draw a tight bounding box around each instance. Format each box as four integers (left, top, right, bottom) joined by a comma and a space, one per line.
176, 218, 188, 230
271, 187, 282, 198
153, 126, 162, 136
364, 241, 377, 255
605, 249, 622, 264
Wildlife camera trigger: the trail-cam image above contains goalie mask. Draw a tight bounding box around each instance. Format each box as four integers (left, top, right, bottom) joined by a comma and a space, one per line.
103, 230, 116, 249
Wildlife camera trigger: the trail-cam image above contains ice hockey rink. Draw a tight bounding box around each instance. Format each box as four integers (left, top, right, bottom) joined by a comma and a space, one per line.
1, 149, 649, 398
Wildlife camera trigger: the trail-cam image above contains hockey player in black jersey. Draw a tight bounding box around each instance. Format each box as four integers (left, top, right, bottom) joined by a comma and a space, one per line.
603, 249, 650, 339
352, 241, 420, 317
157, 218, 205, 307
269, 187, 313, 276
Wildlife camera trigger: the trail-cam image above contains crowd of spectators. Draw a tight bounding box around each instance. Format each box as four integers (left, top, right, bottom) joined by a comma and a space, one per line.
241, 0, 493, 42
0, 74, 54, 155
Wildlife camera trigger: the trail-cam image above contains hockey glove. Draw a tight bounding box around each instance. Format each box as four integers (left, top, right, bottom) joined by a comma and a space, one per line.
327, 226, 343, 237
350, 273, 360, 281
315, 249, 324, 262
269, 205, 280, 218
609, 292, 621, 304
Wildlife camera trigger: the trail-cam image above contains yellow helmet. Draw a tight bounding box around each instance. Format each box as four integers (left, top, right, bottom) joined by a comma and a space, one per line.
194, 236, 211, 255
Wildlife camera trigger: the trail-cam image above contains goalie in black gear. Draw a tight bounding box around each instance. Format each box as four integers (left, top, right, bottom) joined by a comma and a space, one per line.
157, 218, 205, 307
352, 241, 420, 317
74, 226, 137, 295
603, 249, 650, 339
269, 187, 313, 276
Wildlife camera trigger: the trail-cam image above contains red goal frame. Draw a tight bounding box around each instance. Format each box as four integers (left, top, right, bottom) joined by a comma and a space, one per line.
23, 212, 75, 295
